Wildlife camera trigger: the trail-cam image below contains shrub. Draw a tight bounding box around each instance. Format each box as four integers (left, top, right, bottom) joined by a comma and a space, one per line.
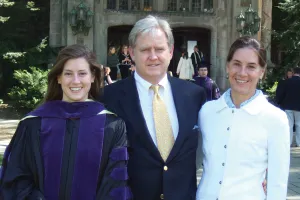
0, 99, 3, 104
8, 67, 49, 109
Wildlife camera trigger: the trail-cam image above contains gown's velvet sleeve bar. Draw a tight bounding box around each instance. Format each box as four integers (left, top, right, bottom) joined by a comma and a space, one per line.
96, 115, 132, 200
0, 118, 45, 200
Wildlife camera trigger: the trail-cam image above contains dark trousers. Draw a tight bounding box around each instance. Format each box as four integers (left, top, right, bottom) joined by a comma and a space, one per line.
110, 67, 118, 80
119, 64, 131, 79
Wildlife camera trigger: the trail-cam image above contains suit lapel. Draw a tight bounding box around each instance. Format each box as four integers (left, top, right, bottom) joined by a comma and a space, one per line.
120, 76, 162, 160
167, 76, 190, 162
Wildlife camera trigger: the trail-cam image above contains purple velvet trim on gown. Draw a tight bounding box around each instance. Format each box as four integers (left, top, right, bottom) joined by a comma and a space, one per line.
110, 186, 133, 200
27, 100, 104, 119
40, 118, 66, 200
110, 167, 129, 181
27, 101, 105, 200
109, 147, 129, 161
70, 115, 105, 200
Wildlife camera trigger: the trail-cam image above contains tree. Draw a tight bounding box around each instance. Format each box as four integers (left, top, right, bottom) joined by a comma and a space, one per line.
0, 0, 15, 23
0, 0, 50, 98
275, 0, 300, 68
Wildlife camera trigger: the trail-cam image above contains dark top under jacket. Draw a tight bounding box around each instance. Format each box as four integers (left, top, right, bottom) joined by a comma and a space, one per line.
0, 101, 131, 200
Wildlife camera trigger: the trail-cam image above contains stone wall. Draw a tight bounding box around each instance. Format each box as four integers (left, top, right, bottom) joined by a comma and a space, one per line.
49, 0, 263, 91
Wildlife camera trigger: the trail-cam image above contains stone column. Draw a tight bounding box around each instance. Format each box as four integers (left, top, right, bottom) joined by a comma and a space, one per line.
49, 0, 62, 47
261, 0, 273, 65
94, 0, 107, 64
214, 0, 230, 92
156, 0, 164, 11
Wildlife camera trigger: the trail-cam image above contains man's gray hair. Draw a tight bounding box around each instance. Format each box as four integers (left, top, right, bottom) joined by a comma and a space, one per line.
128, 15, 174, 49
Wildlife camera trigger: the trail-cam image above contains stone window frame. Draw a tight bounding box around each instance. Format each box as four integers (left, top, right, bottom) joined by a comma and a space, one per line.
167, 0, 177, 11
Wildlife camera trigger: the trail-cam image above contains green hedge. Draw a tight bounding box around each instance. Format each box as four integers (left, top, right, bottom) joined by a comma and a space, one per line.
8, 66, 49, 110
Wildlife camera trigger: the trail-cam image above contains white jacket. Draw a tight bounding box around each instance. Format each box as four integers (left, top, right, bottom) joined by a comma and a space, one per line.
176, 57, 194, 79
196, 93, 290, 200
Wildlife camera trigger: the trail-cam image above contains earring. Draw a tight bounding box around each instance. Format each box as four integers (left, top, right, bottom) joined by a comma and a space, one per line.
226, 73, 229, 79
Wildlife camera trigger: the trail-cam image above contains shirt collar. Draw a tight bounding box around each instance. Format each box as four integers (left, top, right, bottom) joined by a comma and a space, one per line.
134, 71, 169, 90
224, 89, 261, 108
215, 89, 268, 115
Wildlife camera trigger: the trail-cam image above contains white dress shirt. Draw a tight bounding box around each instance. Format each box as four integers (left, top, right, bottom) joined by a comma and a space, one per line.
134, 72, 179, 146
196, 93, 290, 200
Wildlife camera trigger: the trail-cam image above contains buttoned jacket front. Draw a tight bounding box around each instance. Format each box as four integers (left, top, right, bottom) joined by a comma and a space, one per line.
196, 93, 290, 200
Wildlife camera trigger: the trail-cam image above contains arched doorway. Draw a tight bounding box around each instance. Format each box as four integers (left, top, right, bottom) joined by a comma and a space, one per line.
107, 25, 133, 52
169, 27, 211, 77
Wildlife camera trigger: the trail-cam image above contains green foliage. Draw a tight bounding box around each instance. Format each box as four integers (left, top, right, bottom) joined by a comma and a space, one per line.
0, 1, 50, 98
3, 52, 26, 64
0, 99, 3, 104
8, 67, 49, 109
26, 1, 39, 11
0, 0, 15, 7
0, 0, 15, 23
265, 81, 278, 101
274, 0, 300, 68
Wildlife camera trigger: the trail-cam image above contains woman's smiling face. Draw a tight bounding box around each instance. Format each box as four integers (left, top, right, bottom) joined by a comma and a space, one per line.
226, 47, 265, 102
57, 57, 94, 102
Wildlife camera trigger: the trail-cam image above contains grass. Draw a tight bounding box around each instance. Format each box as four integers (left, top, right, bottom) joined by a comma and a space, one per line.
0, 154, 3, 164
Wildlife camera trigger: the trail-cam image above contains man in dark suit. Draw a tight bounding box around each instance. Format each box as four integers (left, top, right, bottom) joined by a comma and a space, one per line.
103, 15, 206, 200
191, 45, 203, 76
276, 67, 300, 147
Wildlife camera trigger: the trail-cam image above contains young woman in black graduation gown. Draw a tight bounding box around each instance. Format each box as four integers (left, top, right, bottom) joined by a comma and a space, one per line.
0, 44, 132, 200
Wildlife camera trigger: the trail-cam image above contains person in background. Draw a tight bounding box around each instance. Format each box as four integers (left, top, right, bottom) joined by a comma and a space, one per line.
119, 45, 133, 79
196, 36, 290, 200
191, 45, 203, 76
107, 46, 119, 80
286, 68, 293, 79
176, 51, 194, 80
0, 44, 131, 200
276, 67, 300, 147
194, 64, 220, 101
103, 15, 206, 200
104, 66, 113, 85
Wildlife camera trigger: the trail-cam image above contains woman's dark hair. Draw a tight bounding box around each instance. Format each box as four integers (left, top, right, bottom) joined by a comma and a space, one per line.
182, 51, 188, 59
108, 46, 116, 56
44, 44, 103, 102
227, 36, 267, 68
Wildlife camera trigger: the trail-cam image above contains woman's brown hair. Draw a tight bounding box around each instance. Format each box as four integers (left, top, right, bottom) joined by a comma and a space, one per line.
227, 36, 267, 69
44, 44, 103, 102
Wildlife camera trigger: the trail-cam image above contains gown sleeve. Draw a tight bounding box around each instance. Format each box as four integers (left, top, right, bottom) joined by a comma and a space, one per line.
0, 118, 45, 200
96, 115, 132, 200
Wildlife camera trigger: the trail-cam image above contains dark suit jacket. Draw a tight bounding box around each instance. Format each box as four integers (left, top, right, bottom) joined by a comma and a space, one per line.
191, 51, 202, 68
103, 75, 206, 200
276, 76, 300, 111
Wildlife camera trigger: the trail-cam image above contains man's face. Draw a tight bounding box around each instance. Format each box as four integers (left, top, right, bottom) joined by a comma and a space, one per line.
198, 67, 208, 77
287, 71, 293, 79
129, 28, 174, 84
194, 47, 198, 52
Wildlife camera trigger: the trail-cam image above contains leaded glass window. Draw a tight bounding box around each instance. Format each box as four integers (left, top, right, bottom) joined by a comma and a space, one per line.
205, 0, 213, 10
144, 0, 153, 11
192, 0, 201, 12
179, 0, 189, 11
107, 0, 116, 9
131, 0, 140, 10
119, 0, 128, 10
167, 0, 177, 11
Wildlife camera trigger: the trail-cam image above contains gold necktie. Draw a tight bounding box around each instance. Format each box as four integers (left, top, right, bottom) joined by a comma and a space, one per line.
151, 85, 175, 161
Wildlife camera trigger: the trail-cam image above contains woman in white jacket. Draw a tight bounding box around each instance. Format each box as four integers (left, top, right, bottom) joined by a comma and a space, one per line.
196, 36, 290, 200
176, 51, 194, 80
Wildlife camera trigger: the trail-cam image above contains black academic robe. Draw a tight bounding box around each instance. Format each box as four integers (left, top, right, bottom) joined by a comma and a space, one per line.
0, 101, 131, 200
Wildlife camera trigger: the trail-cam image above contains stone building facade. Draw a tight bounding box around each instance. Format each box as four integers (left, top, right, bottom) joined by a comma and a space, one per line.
50, 0, 268, 91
